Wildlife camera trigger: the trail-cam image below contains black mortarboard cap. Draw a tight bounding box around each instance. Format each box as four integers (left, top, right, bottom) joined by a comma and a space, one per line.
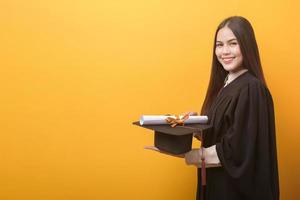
133, 121, 212, 155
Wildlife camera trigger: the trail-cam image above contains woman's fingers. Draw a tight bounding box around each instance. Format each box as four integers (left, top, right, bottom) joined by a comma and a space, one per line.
185, 149, 202, 165
182, 111, 198, 116
189, 111, 198, 116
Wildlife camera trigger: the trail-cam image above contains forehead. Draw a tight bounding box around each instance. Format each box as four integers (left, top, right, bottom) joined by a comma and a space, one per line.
216, 27, 237, 42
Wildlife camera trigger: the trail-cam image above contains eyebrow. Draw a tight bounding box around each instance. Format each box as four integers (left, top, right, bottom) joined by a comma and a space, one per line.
216, 38, 237, 43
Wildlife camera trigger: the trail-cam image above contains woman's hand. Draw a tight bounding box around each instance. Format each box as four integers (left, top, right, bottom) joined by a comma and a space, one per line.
144, 146, 185, 158
144, 146, 222, 168
181, 111, 198, 116
185, 148, 202, 165
181, 111, 203, 141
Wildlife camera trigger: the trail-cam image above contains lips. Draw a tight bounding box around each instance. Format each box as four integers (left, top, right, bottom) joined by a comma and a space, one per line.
222, 57, 235, 63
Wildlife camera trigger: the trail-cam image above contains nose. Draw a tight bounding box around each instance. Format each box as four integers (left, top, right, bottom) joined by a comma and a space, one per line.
222, 45, 230, 54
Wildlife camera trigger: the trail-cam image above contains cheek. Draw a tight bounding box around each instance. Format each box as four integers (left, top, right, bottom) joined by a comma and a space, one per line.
215, 48, 221, 57
232, 46, 242, 56
235, 50, 243, 61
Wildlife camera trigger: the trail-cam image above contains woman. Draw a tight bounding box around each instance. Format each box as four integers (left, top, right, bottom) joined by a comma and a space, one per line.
184, 16, 280, 200
148, 16, 279, 200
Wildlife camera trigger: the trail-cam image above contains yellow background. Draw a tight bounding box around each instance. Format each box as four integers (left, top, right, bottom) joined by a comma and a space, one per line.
1, 0, 299, 199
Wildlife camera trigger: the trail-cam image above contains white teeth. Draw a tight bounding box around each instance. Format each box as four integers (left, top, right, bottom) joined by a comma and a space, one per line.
223, 57, 234, 61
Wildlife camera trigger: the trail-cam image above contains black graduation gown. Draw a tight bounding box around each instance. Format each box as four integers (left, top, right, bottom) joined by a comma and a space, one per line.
196, 71, 279, 200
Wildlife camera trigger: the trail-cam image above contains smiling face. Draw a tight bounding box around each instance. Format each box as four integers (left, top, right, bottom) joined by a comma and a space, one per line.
215, 26, 244, 73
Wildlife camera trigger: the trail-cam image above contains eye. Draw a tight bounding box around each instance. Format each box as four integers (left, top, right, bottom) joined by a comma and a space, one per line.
230, 42, 238, 46
216, 43, 223, 47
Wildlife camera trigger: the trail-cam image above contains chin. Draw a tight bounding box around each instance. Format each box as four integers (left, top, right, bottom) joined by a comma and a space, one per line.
222, 66, 238, 72
222, 63, 243, 72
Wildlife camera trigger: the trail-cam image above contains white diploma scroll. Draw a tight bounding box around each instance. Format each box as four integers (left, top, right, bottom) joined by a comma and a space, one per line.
139, 115, 208, 125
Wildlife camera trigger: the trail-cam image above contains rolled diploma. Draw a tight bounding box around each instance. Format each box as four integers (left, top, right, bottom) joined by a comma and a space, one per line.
139, 115, 208, 125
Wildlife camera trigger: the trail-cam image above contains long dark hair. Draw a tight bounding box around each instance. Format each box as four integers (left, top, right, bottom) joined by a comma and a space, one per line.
201, 16, 267, 115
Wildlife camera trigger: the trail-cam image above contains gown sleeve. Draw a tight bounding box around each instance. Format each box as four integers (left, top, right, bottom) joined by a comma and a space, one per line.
215, 80, 279, 197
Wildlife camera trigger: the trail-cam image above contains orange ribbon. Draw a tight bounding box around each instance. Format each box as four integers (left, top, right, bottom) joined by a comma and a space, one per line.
165, 114, 189, 127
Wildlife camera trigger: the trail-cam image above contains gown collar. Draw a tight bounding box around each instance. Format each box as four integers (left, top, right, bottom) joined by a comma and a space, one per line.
224, 69, 249, 88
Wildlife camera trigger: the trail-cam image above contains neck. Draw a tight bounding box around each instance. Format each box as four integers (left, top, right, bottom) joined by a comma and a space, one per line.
224, 68, 248, 86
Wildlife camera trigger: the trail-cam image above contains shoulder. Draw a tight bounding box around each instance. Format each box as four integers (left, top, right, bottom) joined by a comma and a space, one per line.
226, 72, 273, 102
235, 72, 269, 94
238, 73, 274, 104
244, 73, 272, 95
225, 74, 274, 115
220, 72, 273, 104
